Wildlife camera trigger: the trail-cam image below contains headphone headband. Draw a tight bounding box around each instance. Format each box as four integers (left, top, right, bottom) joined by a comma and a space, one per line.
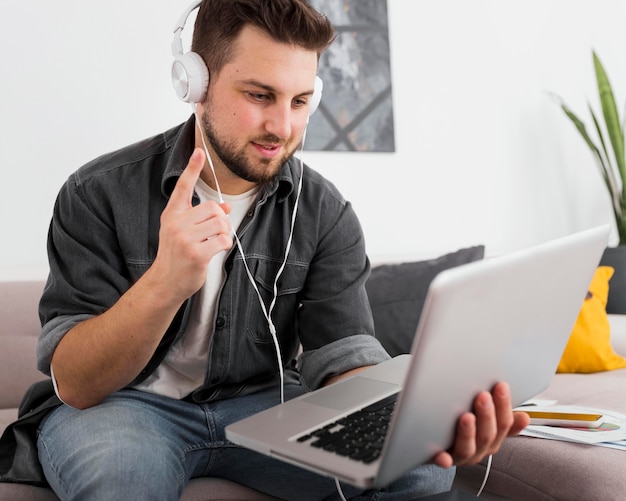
172, 0, 201, 58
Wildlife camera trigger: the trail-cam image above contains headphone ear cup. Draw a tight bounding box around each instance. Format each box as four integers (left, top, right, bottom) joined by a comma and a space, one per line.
171, 51, 209, 103
308, 75, 323, 116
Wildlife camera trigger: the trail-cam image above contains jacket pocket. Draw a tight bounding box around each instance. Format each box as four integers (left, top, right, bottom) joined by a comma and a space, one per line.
243, 257, 309, 344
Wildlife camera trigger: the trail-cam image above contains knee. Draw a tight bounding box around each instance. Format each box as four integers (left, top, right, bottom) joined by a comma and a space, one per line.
400, 464, 456, 496
38, 406, 186, 499
375, 465, 456, 499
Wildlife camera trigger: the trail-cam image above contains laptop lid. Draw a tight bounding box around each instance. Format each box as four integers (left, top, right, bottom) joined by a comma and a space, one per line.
226, 225, 610, 489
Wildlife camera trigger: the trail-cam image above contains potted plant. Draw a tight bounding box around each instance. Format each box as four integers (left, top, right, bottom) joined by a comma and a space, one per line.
555, 50, 626, 313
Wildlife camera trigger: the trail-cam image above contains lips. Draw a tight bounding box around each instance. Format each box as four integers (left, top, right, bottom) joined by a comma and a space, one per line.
252, 142, 282, 158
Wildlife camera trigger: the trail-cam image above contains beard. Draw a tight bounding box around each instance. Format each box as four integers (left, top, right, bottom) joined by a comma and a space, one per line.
200, 110, 298, 185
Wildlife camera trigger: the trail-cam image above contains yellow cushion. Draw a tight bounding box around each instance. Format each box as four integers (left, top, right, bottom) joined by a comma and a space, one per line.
558, 266, 626, 373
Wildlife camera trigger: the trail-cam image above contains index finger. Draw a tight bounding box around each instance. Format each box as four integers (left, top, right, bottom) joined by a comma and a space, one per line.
169, 148, 205, 209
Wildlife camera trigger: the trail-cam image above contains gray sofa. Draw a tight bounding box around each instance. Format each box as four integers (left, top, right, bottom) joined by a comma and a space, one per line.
4, 246, 626, 500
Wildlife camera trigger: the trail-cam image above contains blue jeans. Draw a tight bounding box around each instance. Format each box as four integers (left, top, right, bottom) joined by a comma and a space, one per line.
37, 385, 455, 500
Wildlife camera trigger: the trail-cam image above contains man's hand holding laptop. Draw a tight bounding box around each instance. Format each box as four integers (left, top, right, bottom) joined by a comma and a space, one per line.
326, 369, 531, 469
432, 381, 530, 467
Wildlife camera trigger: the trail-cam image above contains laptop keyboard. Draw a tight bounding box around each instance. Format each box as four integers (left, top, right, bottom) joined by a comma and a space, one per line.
296, 393, 397, 464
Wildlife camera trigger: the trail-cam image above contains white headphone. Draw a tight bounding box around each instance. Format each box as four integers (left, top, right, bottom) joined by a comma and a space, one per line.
171, 0, 323, 114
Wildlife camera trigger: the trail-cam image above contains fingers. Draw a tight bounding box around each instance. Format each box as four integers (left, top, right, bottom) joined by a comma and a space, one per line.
447, 410, 481, 466
511, 410, 531, 434
169, 148, 206, 210
491, 382, 518, 437
442, 382, 525, 467
163, 147, 231, 246
191, 202, 232, 248
151, 149, 233, 300
477, 383, 512, 451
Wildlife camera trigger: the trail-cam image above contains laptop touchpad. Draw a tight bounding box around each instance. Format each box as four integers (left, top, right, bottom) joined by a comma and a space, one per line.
302, 377, 398, 411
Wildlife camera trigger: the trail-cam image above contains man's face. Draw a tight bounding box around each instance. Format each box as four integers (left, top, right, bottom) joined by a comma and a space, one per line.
199, 26, 319, 189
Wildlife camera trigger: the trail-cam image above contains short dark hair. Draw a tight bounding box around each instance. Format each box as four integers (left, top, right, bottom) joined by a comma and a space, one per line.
192, 0, 335, 77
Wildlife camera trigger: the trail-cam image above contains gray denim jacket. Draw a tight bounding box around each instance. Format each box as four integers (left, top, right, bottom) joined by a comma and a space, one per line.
37, 116, 390, 402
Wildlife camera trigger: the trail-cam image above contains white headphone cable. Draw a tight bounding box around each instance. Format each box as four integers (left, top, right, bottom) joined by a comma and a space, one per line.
334, 478, 348, 501
476, 453, 493, 497
192, 103, 224, 202
192, 105, 306, 403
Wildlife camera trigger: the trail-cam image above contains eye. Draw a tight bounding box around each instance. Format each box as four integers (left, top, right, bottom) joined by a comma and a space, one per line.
293, 97, 308, 108
248, 92, 269, 103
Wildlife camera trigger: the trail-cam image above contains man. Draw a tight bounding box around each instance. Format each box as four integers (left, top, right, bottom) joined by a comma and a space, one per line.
23, 0, 528, 499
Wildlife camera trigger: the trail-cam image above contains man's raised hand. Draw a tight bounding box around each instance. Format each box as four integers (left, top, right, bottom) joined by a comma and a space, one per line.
152, 148, 233, 301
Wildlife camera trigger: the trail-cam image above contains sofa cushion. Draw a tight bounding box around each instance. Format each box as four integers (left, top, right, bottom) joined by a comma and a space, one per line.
0, 281, 45, 339
0, 409, 18, 438
181, 478, 282, 501
0, 336, 47, 409
557, 266, 626, 373
599, 245, 626, 314
0, 281, 48, 410
0, 477, 282, 501
366, 246, 485, 357
0, 483, 60, 501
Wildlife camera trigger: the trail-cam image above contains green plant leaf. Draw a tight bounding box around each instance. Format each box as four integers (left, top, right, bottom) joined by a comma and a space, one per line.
559, 100, 623, 237
594, 51, 626, 191
553, 52, 626, 244
590, 106, 621, 202
560, 101, 608, 176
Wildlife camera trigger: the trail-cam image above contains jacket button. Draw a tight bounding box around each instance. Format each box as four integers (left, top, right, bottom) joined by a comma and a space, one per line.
215, 317, 226, 329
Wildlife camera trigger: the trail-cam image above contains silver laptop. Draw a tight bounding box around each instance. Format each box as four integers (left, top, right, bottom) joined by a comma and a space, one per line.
225, 225, 610, 489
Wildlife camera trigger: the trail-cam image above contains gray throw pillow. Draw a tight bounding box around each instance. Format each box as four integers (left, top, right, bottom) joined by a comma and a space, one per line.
599, 246, 626, 314
366, 246, 485, 356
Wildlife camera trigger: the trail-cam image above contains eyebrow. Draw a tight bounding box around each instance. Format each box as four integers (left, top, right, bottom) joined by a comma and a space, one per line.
240, 78, 314, 97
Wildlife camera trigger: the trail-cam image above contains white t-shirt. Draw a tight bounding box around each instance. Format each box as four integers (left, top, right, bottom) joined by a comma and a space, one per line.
133, 179, 258, 399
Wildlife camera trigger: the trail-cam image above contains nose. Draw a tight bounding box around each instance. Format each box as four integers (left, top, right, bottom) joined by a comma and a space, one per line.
264, 102, 293, 140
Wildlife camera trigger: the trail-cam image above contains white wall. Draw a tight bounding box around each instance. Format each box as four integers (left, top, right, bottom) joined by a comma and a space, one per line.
1, 0, 625, 280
